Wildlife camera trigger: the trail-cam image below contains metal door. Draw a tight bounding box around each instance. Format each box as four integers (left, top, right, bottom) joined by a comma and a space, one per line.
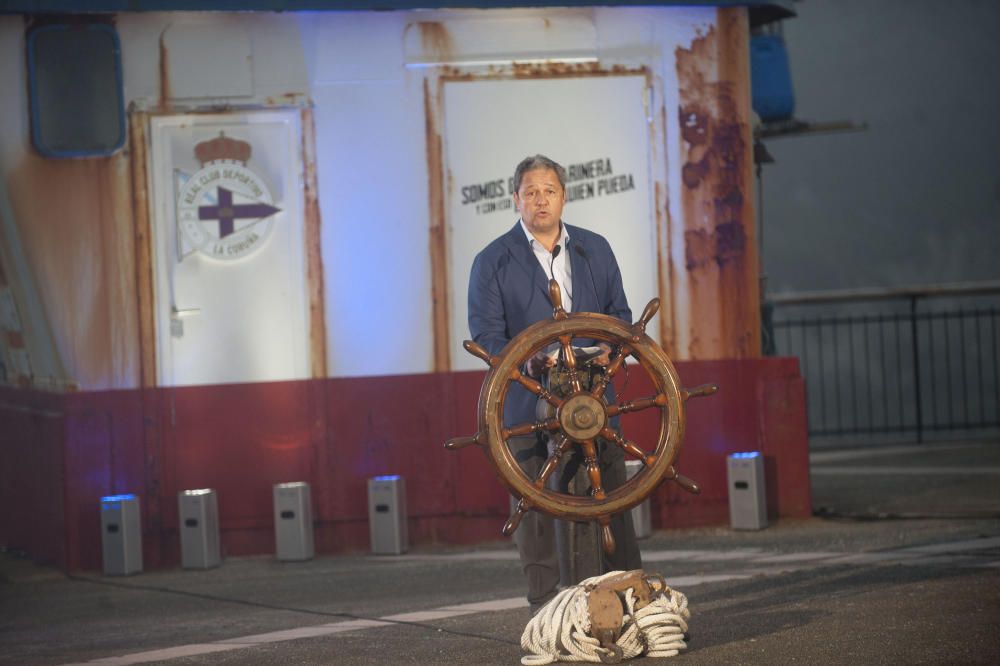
147, 111, 309, 386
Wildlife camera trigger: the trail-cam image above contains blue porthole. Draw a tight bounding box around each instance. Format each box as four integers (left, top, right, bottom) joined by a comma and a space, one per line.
27, 22, 126, 158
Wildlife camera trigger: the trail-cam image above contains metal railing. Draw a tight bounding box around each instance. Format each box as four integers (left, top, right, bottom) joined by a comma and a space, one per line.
767, 281, 1000, 442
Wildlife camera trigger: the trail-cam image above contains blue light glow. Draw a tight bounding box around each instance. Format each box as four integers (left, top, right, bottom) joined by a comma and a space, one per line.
101, 494, 137, 502
730, 452, 761, 459
373, 475, 401, 481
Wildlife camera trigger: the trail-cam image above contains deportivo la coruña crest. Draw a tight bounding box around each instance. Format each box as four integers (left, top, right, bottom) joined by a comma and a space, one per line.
175, 158, 281, 261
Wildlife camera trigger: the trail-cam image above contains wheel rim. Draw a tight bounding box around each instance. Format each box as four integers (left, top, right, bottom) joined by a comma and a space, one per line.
479, 312, 685, 521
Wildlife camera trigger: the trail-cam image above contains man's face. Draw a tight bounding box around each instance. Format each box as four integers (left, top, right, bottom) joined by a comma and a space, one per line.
513, 168, 565, 238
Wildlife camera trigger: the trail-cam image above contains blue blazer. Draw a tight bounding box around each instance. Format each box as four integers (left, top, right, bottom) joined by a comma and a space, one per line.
468, 221, 632, 427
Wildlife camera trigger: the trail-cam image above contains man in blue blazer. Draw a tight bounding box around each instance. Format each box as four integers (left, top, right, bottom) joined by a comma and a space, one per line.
468, 155, 642, 612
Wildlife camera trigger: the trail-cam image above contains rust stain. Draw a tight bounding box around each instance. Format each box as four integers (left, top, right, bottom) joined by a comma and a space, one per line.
107, 130, 140, 389
158, 34, 172, 109
682, 228, 712, 269
263, 93, 304, 106
438, 65, 476, 82
301, 107, 328, 379
680, 149, 710, 189
128, 112, 165, 545
714, 220, 746, 257
129, 111, 157, 389
7, 149, 140, 390
654, 180, 676, 358
662, 100, 679, 360
418, 22, 454, 62
437, 62, 652, 86
717, 7, 759, 358
511, 61, 645, 80
674, 8, 760, 360
425, 77, 450, 372
118, 115, 165, 551
649, 93, 678, 359
679, 103, 709, 146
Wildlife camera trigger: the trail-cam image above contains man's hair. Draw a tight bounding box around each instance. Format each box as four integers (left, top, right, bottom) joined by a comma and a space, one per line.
513, 154, 567, 193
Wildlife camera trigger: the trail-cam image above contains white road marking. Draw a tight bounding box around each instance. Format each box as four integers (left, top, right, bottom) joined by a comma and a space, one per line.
385, 551, 519, 562
634, 549, 713, 561
214, 619, 391, 645
751, 551, 844, 563
894, 536, 1000, 554
668, 572, 755, 586
896, 555, 983, 567
64, 536, 1000, 665
823, 552, 923, 565
71, 644, 251, 665
643, 548, 764, 562
810, 466, 1000, 475
809, 442, 985, 464
65, 603, 508, 665
439, 597, 527, 613
382, 609, 481, 623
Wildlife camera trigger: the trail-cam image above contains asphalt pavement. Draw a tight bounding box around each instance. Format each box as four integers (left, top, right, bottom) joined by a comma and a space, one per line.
2, 438, 998, 665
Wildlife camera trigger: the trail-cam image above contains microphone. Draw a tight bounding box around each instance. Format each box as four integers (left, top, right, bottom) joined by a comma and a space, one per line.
574, 244, 601, 308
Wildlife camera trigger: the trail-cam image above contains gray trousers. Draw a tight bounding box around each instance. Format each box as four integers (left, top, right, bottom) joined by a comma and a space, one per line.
509, 433, 643, 606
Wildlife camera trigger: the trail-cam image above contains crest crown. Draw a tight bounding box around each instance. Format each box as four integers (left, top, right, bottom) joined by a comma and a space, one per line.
195, 133, 251, 165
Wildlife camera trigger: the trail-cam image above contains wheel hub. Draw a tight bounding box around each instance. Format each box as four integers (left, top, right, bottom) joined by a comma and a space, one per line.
559, 393, 607, 441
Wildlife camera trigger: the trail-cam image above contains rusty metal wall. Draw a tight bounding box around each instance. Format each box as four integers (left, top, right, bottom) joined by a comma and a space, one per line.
0, 356, 810, 571
6, 152, 141, 390
0, 7, 760, 392
672, 8, 761, 360
0, 13, 315, 391
417, 8, 760, 364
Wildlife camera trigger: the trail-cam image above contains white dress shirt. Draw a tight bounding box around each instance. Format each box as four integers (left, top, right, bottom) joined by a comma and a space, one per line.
520, 219, 573, 312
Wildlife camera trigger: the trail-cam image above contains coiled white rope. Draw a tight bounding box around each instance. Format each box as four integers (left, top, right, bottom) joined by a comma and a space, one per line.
520, 571, 690, 665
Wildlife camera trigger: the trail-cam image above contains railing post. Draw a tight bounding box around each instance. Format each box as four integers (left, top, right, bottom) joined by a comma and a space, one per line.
910, 296, 923, 443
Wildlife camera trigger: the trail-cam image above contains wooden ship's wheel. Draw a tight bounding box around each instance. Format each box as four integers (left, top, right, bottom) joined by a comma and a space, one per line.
446, 279, 718, 555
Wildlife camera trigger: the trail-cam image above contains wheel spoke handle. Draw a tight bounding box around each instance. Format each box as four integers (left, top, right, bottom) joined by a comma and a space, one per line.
606, 393, 666, 417
666, 465, 701, 494
580, 440, 607, 500
682, 383, 719, 401
503, 498, 530, 536
512, 371, 563, 408
462, 340, 498, 367
535, 435, 573, 489
600, 427, 656, 467
590, 345, 631, 397
549, 279, 568, 320
444, 433, 483, 450
503, 418, 560, 439
631, 298, 660, 340
559, 335, 583, 393
598, 516, 617, 556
